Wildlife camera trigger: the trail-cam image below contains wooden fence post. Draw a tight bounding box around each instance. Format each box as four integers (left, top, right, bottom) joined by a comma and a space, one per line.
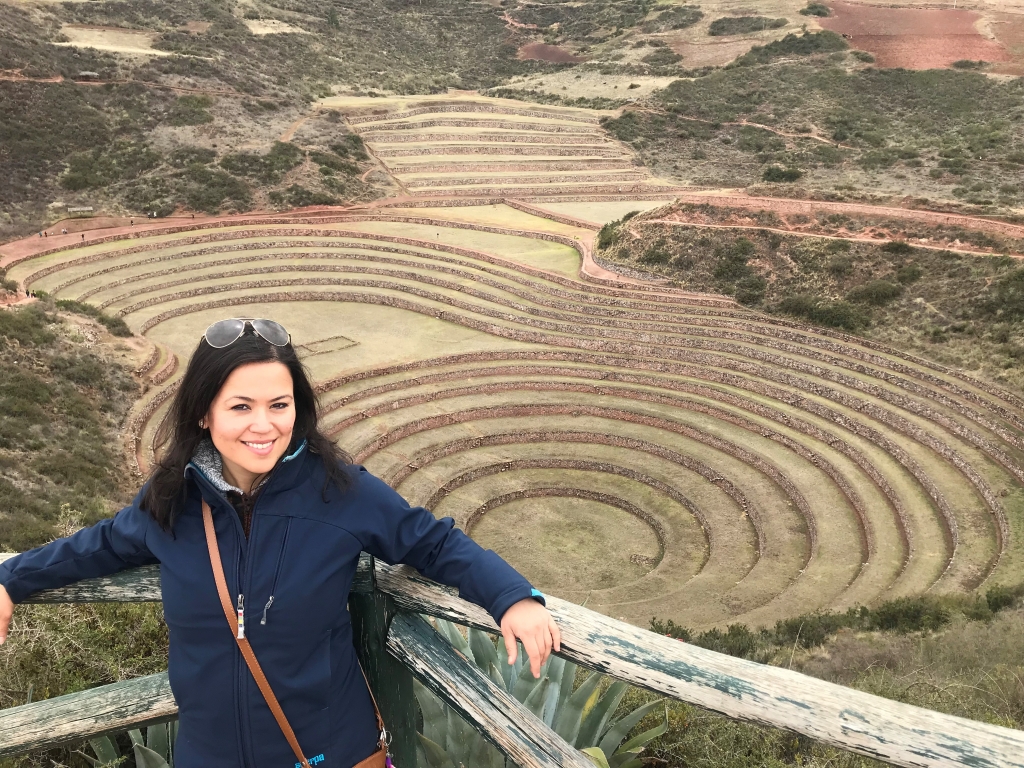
350, 556, 418, 766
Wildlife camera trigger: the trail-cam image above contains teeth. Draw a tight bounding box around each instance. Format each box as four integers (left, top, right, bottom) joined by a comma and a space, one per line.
244, 441, 273, 449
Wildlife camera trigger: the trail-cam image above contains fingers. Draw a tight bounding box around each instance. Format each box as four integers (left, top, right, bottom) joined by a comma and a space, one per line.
0, 585, 12, 646
501, 625, 518, 666
521, 633, 543, 678
549, 616, 562, 653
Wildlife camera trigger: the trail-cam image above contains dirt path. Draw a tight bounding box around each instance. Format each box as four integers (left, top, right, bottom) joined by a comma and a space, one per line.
669, 191, 1024, 241
279, 111, 316, 142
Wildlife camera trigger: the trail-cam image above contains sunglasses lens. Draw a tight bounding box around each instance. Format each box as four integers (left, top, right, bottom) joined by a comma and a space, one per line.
204, 319, 245, 348
252, 319, 290, 346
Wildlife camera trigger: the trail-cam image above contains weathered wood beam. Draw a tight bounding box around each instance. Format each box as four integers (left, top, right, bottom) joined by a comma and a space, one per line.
350, 556, 417, 766
374, 561, 1024, 768
387, 612, 593, 768
0, 673, 177, 758
0, 553, 373, 602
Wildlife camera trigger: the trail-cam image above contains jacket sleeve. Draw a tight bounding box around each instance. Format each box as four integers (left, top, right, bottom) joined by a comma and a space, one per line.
348, 466, 545, 625
0, 486, 158, 604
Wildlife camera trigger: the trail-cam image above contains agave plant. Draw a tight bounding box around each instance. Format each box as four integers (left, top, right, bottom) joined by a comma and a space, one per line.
415, 618, 666, 768
76, 720, 179, 768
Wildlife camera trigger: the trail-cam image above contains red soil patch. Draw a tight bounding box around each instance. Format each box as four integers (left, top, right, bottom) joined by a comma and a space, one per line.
517, 43, 583, 63
820, 1, 1012, 70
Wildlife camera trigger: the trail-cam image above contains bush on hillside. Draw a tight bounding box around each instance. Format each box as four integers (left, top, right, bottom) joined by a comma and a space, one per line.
777, 294, 869, 330
846, 279, 903, 306
166, 94, 214, 126
731, 30, 848, 67
55, 299, 132, 337
220, 141, 303, 184
709, 16, 787, 36
641, 5, 704, 32
763, 165, 803, 182
799, 3, 831, 17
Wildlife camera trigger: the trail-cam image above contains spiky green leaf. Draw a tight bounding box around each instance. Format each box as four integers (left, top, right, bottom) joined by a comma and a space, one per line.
617, 717, 669, 755
417, 735, 457, 768
469, 627, 500, 673
577, 681, 628, 747
581, 747, 611, 768
554, 671, 601, 744
414, 679, 448, 747
599, 699, 666, 757
133, 744, 171, 768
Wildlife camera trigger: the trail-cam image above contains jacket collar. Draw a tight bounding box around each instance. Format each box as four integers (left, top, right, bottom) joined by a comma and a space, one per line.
185, 435, 308, 501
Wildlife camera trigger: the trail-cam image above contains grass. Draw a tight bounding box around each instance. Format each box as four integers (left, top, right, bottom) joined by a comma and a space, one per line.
0, 303, 140, 552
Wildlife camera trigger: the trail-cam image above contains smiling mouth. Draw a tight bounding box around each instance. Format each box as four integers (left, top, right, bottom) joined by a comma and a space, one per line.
242, 439, 276, 452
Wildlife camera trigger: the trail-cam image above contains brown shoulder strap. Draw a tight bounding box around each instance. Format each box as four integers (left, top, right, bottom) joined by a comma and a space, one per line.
203, 501, 392, 764
202, 500, 312, 768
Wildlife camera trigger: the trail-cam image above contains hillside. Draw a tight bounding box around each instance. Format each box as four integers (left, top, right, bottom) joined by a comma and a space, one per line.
2, 0, 1024, 766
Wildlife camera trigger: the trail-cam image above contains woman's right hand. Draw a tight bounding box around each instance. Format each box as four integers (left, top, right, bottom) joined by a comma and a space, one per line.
0, 583, 12, 645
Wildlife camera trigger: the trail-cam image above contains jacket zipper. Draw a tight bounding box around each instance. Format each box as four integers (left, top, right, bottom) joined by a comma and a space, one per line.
262, 518, 291, 626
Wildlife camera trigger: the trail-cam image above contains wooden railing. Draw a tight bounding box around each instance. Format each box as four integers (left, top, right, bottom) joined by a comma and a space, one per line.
1, 552, 1023, 767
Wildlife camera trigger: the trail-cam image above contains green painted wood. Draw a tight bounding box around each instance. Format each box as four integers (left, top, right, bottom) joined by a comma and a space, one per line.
349, 555, 417, 767
0, 553, 374, 602
373, 560, 1024, 768
387, 612, 593, 768
0, 672, 177, 758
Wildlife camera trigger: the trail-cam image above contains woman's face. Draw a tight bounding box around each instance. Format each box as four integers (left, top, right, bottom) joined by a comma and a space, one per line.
204, 361, 296, 491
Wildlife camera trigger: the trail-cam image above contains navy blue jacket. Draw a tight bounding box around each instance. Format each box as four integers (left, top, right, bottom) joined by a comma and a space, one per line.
0, 438, 543, 768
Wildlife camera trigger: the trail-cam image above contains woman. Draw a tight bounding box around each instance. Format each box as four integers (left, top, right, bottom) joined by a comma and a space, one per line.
0, 317, 560, 768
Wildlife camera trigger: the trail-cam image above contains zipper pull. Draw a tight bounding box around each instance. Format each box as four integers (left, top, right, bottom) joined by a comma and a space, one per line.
261, 596, 274, 625
237, 594, 245, 639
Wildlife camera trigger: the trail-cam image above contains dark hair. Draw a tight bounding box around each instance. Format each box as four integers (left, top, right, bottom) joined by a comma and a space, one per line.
140, 326, 352, 531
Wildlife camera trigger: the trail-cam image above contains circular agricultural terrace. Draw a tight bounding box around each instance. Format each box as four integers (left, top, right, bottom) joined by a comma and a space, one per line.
7, 99, 1024, 630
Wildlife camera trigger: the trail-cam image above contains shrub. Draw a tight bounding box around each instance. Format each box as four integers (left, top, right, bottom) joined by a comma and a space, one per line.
985, 584, 1022, 612
827, 255, 853, 276
60, 142, 161, 191
168, 146, 216, 167
978, 268, 1024, 321
330, 134, 368, 161
55, 299, 133, 337
268, 184, 338, 207
0, 303, 58, 346
640, 242, 672, 265
166, 95, 214, 126
709, 16, 787, 36
735, 275, 767, 305
846, 280, 904, 306
869, 597, 949, 633
641, 5, 704, 32
641, 48, 683, 66
732, 30, 848, 66
952, 59, 988, 70
220, 141, 303, 184
799, 3, 831, 17
777, 294, 869, 330
597, 222, 619, 250
763, 165, 803, 182
852, 50, 875, 63
896, 264, 923, 284
178, 165, 251, 213
881, 240, 914, 255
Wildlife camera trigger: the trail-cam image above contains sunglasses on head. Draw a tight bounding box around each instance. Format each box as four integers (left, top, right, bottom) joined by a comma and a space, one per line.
201, 318, 292, 349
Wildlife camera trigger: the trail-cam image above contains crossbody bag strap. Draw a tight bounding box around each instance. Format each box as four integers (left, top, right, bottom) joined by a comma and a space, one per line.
201, 500, 390, 763
202, 499, 312, 768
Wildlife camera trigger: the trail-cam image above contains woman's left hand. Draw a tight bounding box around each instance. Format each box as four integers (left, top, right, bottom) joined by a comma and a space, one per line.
500, 598, 561, 678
